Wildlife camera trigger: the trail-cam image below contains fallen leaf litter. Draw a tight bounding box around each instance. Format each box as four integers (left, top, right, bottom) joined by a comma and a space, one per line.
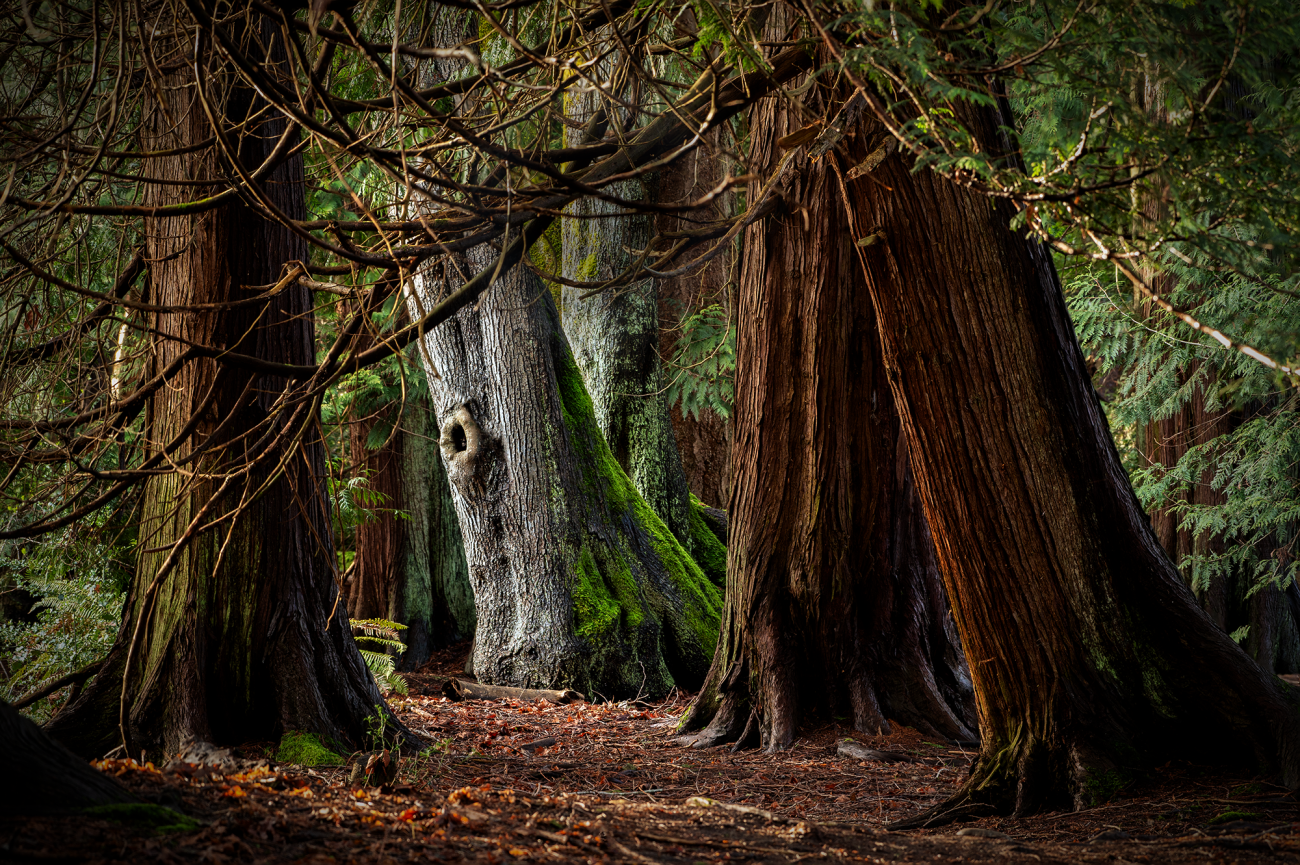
6, 645, 1300, 863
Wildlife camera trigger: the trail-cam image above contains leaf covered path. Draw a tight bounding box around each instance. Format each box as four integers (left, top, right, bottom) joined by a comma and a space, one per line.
7, 650, 1300, 863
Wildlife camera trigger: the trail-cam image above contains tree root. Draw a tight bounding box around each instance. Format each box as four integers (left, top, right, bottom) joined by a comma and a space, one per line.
889, 794, 999, 830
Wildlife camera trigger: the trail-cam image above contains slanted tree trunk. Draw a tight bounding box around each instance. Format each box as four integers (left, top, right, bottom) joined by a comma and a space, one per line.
656, 142, 733, 511
677, 76, 975, 752
345, 368, 474, 668
837, 96, 1300, 821
407, 245, 723, 698
560, 51, 726, 586
1, 698, 134, 814
46, 20, 392, 760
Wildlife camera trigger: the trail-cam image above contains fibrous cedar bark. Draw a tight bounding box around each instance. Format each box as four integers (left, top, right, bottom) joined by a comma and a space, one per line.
345, 370, 474, 668
407, 246, 722, 697
559, 50, 727, 586
677, 75, 975, 752
47, 21, 393, 760
837, 96, 1300, 821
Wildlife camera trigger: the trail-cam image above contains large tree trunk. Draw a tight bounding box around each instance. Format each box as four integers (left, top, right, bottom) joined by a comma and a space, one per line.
560, 52, 727, 586
345, 373, 474, 668
677, 75, 975, 752
838, 98, 1300, 821
407, 244, 723, 697
46, 20, 390, 760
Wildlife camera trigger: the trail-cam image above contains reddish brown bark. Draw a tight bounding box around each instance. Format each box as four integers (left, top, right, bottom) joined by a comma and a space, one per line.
836, 97, 1300, 819
346, 410, 405, 624
46, 19, 398, 759
678, 76, 974, 752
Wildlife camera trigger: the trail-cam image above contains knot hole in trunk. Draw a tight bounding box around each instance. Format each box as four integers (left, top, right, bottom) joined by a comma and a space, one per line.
440, 405, 484, 489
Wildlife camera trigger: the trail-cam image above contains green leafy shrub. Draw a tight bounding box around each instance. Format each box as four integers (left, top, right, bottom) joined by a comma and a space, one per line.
0, 534, 129, 720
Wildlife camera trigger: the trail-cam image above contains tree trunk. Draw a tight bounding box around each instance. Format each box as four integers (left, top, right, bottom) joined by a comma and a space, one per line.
345, 375, 474, 669
677, 77, 975, 753
838, 99, 1300, 821
1, 698, 134, 814
46, 20, 392, 760
560, 54, 727, 586
656, 138, 734, 511
407, 236, 723, 697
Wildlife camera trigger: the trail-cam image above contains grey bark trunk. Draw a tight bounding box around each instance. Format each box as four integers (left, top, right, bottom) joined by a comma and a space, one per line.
401, 389, 476, 660
406, 247, 722, 697
344, 367, 474, 669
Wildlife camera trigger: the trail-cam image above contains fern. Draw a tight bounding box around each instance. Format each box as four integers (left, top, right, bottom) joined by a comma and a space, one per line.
665, 303, 735, 421
350, 618, 409, 695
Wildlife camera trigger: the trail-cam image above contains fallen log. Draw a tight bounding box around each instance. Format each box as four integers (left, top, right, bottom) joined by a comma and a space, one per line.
836, 739, 921, 763
441, 678, 585, 704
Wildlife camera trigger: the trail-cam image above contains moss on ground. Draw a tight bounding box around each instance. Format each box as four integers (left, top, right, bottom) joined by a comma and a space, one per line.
1084, 768, 1130, 805
276, 731, 344, 766
83, 803, 199, 834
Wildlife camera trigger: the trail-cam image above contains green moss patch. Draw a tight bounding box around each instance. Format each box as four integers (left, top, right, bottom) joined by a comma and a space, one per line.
83, 803, 200, 834
688, 496, 727, 587
553, 337, 721, 680
1207, 810, 1262, 825
276, 731, 344, 766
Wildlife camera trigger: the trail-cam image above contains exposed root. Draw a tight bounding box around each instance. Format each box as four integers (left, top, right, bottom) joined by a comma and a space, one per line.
677, 692, 748, 749
890, 735, 1120, 829
889, 795, 999, 830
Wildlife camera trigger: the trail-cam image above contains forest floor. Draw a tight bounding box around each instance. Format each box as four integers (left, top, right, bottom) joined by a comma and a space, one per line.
8, 643, 1300, 863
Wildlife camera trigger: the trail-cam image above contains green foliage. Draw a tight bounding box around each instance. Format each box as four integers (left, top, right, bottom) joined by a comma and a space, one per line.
1083, 769, 1129, 805
0, 538, 128, 720
1063, 257, 1299, 600
83, 803, 200, 835
665, 304, 735, 421
832, 0, 1300, 380
275, 731, 345, 766
350, 618, 409, 695
364, 702, 401, 751
1208, 810, 1262, 825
